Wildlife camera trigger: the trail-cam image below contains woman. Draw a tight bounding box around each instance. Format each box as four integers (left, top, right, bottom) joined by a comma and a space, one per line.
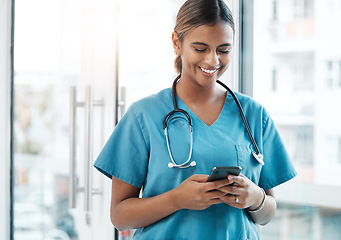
94, 0, 297, 239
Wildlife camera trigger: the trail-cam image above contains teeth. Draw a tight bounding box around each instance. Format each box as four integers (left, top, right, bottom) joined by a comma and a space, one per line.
200, 67, 217, 74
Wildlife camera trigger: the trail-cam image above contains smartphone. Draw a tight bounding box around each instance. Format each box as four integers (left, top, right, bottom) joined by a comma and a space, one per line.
207, 166, 242, 182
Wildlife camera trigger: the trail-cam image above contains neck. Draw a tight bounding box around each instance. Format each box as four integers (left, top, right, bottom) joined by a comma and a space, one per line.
175, 77, 220, 104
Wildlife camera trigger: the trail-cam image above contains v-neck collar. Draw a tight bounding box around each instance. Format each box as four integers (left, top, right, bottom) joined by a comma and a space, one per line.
175, 92, 229, 128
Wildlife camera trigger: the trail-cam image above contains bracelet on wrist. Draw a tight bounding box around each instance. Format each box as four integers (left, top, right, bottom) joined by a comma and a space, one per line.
247, 188, 266, 213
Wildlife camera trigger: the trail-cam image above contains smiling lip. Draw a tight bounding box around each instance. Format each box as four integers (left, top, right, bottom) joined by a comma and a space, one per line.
199, 66, 219, 75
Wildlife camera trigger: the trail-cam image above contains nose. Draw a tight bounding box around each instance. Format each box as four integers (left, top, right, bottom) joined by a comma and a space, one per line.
206, 50, 220, 67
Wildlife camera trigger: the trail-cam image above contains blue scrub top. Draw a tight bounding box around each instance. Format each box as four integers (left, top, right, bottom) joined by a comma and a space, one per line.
94, 88, 297, 240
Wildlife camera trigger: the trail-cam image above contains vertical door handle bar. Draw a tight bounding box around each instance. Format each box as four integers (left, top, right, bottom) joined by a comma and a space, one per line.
69, 85, 103, 212
69, 87, 77, 208
84, 85, 93, 212
118, 86, 126, 119
69, 86, 80, 208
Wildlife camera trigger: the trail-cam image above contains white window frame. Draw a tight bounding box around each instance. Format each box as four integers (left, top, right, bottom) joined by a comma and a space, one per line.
238, 0, 254, 96
0, 0, 13, 239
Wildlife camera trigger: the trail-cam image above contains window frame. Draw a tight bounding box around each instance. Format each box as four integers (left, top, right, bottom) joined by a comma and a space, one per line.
0, 0, 14, 239
238, 0, 254, 96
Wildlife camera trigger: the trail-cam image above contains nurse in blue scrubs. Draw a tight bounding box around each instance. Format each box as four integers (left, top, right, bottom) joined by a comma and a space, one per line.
94, 0, 297, 239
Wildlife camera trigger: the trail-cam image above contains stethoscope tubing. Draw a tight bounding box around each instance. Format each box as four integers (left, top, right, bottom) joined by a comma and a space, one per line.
164, 75, 264, 168
164, 123, 193, 168
216, 80, 261, 156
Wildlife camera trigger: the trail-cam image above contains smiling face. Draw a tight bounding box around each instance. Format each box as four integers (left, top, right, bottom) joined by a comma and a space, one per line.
172, 21, 234, 88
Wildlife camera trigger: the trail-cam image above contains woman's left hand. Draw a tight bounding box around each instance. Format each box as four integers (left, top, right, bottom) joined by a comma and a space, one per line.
217, 173, 263, 210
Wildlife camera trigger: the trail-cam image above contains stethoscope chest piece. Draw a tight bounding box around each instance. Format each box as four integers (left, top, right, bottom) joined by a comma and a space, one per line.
252, 152, 264, 165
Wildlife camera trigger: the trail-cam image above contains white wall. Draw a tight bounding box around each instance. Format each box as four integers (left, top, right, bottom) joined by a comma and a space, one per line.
0, 0, 12, 239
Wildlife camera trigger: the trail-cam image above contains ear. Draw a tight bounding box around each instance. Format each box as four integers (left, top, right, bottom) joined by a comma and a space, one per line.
172, 32, 181, 55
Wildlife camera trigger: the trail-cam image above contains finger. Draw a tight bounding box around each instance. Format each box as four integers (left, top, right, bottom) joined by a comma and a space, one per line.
199, 198, 224, 209
205, 178, 230, 191
209, 198, 224, 205
228, 174, 247, 186
217, 185, 236, 195
188, 174, 210, 183
206, 189, 228, 199
220, 194, 239, 205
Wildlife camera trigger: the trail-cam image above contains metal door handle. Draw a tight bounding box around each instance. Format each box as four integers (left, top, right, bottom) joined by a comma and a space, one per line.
118, 86, 126, 119
84, 86, 104, 212
69, 86, 103, 211
69, 86, 84, 208
84, 85, 93, 211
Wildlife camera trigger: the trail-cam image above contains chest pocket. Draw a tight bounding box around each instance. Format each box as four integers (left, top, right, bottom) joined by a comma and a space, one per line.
236, 144, 263, 185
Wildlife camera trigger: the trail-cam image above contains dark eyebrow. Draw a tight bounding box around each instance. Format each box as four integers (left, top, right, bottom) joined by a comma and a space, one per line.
191, 42, 208, 47
191, 42, 232, 48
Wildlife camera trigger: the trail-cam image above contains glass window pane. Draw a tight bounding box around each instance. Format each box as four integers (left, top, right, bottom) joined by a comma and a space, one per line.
253, 0, 341, 238
13, 0, 81, 239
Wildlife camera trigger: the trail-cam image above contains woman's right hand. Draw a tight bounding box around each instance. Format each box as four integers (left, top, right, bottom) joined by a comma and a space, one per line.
172, 174, 230, 210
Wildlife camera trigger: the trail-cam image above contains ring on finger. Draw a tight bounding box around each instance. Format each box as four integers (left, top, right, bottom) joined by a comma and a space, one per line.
235, 196, 239, 204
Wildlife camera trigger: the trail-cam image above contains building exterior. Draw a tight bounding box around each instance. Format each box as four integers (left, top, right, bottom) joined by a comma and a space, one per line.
253, 0, 341, 239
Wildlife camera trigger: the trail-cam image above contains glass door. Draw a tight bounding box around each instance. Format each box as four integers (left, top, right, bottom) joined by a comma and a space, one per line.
13, 0, 117, 239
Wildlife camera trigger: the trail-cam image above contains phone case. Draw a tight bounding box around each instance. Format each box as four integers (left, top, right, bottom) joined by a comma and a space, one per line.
207, 166, 242, 182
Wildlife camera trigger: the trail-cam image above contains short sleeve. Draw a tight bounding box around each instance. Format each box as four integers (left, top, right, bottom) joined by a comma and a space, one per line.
258, 112, 297, 191
93, 104, 149, 188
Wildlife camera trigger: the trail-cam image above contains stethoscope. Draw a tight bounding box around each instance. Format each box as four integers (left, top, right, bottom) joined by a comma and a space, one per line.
163, 75, 264, 168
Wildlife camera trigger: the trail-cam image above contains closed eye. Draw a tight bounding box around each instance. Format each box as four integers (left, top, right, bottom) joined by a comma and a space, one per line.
218, 49, 230, 54
194, 48, 231, 54
218, 47, 232, 54
194, 48, 207, 53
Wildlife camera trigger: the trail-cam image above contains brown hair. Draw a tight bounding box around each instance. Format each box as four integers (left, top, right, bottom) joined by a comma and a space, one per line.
173, 0, 235, 74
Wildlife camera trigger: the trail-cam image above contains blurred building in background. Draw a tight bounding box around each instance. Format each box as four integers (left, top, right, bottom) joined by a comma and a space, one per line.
253, 0, 341, 239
